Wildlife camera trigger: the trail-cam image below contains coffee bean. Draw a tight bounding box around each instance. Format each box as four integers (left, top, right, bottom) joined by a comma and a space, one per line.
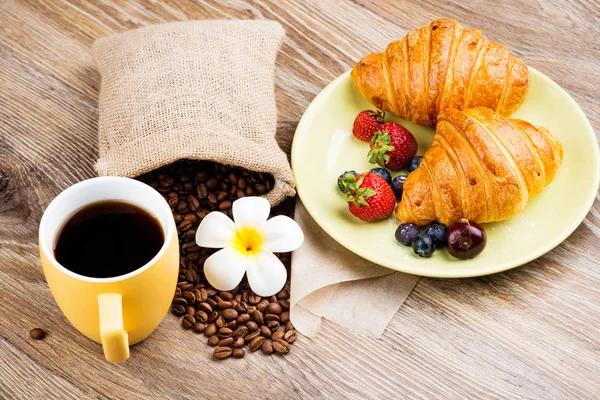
233, 326, 249, 339
248, 293, 261, 304
192, 323, 206, 333
173, 297, 187, 306
214, 346, 232, 359
174, 213, 183, 224
246, 321, 259, 332
238, 177, 247, 190
179, 283, 194, 291
218, 291, 233, 301
265, 314, 280, 322
182, 291, 195, 304
247, 305, 257, 315
206, 298, 218, 308
260, 325, 272, 338
271, 330, 285, 341
198, 302, 212, 313
217, 327, 233, 338
255, 184, 267, 194
257, 299, 270, 313
175, 287, 182, 298
207, 192, 217, 207
236, 189, 246, 198
171, 304, 186, 316
246, 186, 255, 195
221, 308, 237, 321
187, 195, 200, 211
215, 316, 225, 329
227, 320, 237, 330
273, 339, 290, 354
227, 172, 238, 185
253, 310, 264, 325
185, 306, 196, 316
279, 299, 290, 311
218, 337, 234, 347
268, 302, 282, 315
233, 337, 245, 348
230, 299, 238, 308
267, 321, 280, 332
182, 314, 195, 329
232, 348, 245, 359
261, 341, 274, 355
208, 311, 219, 323
217, 300, 232, 309
30, 328, 45, 340
179, 219, 193, 231
237, 313, 251, 325
280, 311, 290, 324
218, 200, 232, 210
206, 178, 218, 190
197, 183, 208, 198
285, 321, 294, 332
245, 330, 260, 343
168, 197, 179, 208
194, 310, 208, 323
242, 291, 250, 303
217, 191, 228, 202
207, 335, 219, 347
160, 176, 174, 188
248, 336, 265, 352
198, 288, 208, 302
185, 269, 198, 283
186, 252, 200, 262
206, 288, 218, 297
284, 330, 297, 343
204, 323, 217, 337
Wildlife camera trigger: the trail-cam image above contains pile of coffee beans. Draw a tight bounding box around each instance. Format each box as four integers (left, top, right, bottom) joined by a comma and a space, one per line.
137, 161, 297, 360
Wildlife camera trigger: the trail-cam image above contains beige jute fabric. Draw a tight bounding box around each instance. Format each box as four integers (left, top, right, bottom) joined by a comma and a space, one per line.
92, 20, 295, 205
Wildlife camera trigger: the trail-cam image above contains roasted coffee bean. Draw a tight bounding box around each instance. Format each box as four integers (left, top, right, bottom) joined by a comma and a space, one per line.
206, 178, 218, 190
248, 336, 265, 352
255, 183, 267, 194
175, 287, 182, 298
30, 328, 45, 340
284, 330, 297, 343
245, 330, 260, 343
187, 195, 200, 211
219, 291, 233, 301
237, 313, 251, 325
197, 183, 208, 198
218, 200, 232, 210
253, 310, 264, 325
218, 337, 234, 347
246, 186, 255, 196
241, 291, 250, 303
248, 293, 261, 304
192, 323, 206, 334
179, 219, 193, 231
260, 325, 271, 338
217, 327, 233, 338
173, 297, 187, 306
186, 252, 200, 262
222, 308, 238, 321
227, 320, 237, 330
185, 306, 196, 316
265, 313, 280, 322
217, 300, 232, 309
272, 339, 291, 354
268, 302, 282, 315
217, 191, 228, 202
267, 321, 280, 332
280, 311, 290, 324
206, 288, 218, 297
236, 189, 246, 198
257, 299, 270, 313
182, 314, 195, 329
198, 302, 212, 314
180, 283, 194, 291
279, 299, 290, 311
233, 337, 245, 348
207, 335, 219, 347
196, 170, 208, 181
247, 305, 257, 315
238, 177, 247, 190
204, 323, 217, 337
174, 213, 183, 224
246, 321, 259, 332
261, 341, 274, 355
269, 295, 278, 303
232, 348, 245, 359
271, 330, 285, 341
168, 197, 179, 209
234, 293, 243, 303
206, 298, 218, 308
227, 172, 238, 185
214, 346, 232, 359
160, 176, 174, 188
182, 291, 196, 304
215, 316, 225, 329
185, 269, 198, 283
194, 310, 208, 323
233, 326, 249, 339
230, 299, 238, 309
172, 304, 186, 316
208, 311, 220, 323
177, 281, 190, 288
285, 321, 294, 332
207, 192, 217, 207
192, 288, 203, 302
197, 288, 208, 302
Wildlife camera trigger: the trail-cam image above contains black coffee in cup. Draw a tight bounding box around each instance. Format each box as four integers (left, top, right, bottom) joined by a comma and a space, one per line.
54, 201, 164, 278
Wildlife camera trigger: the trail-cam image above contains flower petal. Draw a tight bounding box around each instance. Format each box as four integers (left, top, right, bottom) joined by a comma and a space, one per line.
261, 215, 304, 252
246, 250, 287, 297
203, 248, 248, 291
195, 211, 236, 248
232, 196, 270, 230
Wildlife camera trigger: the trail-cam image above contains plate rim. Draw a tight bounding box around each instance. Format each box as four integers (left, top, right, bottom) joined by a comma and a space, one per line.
291, 67, 600, 278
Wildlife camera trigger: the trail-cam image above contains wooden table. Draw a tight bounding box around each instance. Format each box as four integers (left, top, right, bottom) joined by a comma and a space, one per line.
1, 1, 599, 398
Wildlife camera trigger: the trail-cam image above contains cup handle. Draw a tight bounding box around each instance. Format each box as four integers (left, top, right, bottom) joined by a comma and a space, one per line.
98, 293, 129, 363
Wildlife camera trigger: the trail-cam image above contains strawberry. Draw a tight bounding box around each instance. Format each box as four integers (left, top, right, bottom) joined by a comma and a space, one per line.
352, 110, 385, 141
341, 172, 395, 222
368, 122, 418, 170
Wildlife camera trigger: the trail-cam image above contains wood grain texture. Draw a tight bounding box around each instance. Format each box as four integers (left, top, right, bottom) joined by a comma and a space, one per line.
1, 0, 599, 399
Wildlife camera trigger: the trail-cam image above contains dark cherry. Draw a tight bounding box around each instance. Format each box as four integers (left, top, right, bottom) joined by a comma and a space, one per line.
446, 219, 487, 259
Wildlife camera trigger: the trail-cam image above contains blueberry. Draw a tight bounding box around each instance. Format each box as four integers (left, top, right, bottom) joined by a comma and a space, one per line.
391, 174, 408, 200
369, 167, 392, 185
395, 223, 419, 246
424, 222, 447, 248
337, 170, 358, 193
412, 234, 435, 258
408, 156, 423, 172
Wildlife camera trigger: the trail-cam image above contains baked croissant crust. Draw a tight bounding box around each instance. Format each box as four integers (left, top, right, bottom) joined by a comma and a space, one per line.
351, 18, 530, 127
395, 107, 563, 226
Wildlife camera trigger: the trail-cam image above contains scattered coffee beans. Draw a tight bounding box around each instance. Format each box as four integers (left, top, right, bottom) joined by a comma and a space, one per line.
30, 328, 45, 340
138, 161, 297, 361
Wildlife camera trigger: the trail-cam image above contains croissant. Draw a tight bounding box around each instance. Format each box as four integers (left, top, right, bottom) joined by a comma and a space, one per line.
351, 18, 530, 127
395, 107, 563, 226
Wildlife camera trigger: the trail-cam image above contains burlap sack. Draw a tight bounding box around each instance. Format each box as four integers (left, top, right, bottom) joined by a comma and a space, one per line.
92, 20, 295, 205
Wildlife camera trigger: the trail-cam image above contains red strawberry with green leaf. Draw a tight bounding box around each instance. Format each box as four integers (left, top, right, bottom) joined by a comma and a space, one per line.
341, 172, 395, 222
352, 110, 385, 141
368, 122, 417, 170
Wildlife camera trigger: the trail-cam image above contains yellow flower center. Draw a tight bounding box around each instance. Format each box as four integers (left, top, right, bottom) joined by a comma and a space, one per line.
234, 227, 263, 255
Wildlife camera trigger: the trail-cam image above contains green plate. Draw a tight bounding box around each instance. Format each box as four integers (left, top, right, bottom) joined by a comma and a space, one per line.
291, 68, 600, 278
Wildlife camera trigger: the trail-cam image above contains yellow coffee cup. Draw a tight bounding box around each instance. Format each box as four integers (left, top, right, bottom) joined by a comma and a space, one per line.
39, 177, 179, 363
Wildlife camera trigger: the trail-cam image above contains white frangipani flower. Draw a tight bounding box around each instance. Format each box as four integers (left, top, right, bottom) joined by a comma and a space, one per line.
195, 197, 303, 296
